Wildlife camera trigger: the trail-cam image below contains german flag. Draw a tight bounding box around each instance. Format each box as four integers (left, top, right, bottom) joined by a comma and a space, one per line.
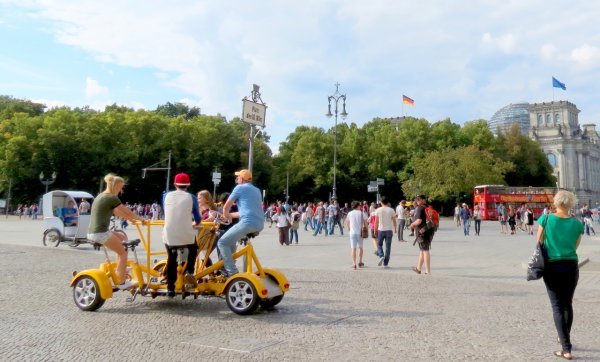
402, 95, 414, 106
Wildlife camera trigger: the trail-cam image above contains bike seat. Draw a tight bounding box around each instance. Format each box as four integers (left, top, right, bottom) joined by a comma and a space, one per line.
122, 239, 141, 249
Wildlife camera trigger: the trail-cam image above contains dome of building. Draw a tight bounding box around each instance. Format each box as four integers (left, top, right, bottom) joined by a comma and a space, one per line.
489, 102, 530, 135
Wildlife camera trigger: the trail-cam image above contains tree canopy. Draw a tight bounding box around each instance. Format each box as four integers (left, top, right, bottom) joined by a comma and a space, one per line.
0, 96, 555, 208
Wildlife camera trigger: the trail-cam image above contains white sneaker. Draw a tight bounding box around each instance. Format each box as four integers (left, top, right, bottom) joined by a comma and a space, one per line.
378, 257, 384, 266
116, 280, 137, 290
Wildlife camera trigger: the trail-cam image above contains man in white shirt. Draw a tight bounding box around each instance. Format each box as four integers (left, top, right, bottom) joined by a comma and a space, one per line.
375, 196, 397, 268
78, 199, 91, 215
396, 200, 407, 242
162, 173, 202, 297
345, 201, 368, 269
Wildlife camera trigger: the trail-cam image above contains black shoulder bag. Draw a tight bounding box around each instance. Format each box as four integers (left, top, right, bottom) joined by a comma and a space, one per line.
526, 215, 549, 281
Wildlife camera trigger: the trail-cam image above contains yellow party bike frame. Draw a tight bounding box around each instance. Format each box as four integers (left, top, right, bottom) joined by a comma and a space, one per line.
70, 220, 289, 315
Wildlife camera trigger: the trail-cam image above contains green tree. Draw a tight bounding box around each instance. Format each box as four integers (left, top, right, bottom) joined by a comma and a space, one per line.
402, 145, 514, 202
495, 124, 555, 186
156, 102, 201, 121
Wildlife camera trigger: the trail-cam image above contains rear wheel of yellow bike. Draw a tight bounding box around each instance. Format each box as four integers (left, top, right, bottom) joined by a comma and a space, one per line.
225, 277, 259, 315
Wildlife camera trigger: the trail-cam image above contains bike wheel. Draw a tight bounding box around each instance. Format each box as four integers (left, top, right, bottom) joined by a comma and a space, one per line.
43, 229, 61, 247
225, 277, 260, 315
72, 276, 105, 311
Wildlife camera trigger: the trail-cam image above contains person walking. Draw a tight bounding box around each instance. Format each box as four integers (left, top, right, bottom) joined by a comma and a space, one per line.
473, 204, 483, 236
329, 199, 344, 235
289, 206, 301, 244
396, 200, 407, 242
273, 207, 291, 245
536, 190, 583, 360
313, 201, 327, 236
410, 195, 434, 275
369, 204, 378, 255
304, 202, 314, 231
526, 205, 534, 235
345, 201, 367, 269
498, 202, 508, 234
459, 203, 471, 236
454, 203, 461, 227
375, 196, 397, 268
508, 205, 517, 234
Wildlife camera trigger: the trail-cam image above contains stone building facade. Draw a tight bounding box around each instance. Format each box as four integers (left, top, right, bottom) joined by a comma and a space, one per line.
529, 101, 600, 207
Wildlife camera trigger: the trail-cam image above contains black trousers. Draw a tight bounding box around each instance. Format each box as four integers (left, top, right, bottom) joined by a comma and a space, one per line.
165, 243, 198, 290
543, 260, 579, 353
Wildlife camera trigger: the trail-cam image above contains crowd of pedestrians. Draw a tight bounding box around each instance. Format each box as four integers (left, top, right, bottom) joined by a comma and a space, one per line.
265, 196, 438, 275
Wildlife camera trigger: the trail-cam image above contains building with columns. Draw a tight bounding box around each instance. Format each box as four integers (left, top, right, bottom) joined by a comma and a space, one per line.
529, 101, 600, 207
489, 100, 600, 207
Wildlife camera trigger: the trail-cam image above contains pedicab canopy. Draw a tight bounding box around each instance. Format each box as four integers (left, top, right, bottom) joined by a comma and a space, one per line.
42, 190, 94, 218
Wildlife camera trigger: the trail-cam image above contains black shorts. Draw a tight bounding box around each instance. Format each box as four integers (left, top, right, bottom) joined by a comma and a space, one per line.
416, 232, 433, 251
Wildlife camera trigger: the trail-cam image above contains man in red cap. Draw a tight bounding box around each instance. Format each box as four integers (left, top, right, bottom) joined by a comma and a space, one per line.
218, 169, 264, 277
162, 172, 202, 297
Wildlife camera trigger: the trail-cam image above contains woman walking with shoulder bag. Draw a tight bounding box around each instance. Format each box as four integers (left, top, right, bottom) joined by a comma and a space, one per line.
536, 190, 583, 360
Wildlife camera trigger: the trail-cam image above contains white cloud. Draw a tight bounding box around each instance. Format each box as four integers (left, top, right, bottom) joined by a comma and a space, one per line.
4, 1, 600, 149
85, 77, 108, 98
570, 44, 600, 68
481, 32, 517, 54
540, 43, 557, 60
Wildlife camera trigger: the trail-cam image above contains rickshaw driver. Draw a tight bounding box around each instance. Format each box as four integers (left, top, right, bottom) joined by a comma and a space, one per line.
62, 200, 79, 226
88, 174, 148, 290
162, 173, 202, 298
218, 169, 264, 277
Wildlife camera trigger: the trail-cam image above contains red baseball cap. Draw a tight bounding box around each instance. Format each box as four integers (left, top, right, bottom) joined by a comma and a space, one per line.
174, 173, 191, 186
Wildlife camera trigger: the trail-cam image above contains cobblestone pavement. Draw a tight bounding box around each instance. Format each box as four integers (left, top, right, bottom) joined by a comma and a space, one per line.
0, 216, 599, 361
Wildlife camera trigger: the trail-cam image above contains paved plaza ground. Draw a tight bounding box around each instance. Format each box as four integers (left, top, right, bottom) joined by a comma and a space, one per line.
0, 216, 599, 361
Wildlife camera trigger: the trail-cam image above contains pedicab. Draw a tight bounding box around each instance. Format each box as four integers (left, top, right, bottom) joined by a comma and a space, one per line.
70, 219, 289, 315
42, 190, 95, 247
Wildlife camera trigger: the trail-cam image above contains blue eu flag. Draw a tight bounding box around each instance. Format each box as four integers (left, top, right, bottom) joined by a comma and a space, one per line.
552, 77, 566, 90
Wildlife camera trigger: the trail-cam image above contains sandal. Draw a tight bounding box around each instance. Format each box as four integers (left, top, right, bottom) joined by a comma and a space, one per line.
358, 262, 365, 268
554, 351, 573, 360
352, 265, 357, 270
411, 266, 421, 274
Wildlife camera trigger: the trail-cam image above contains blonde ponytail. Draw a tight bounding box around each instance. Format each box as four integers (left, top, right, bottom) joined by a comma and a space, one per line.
104, 173, 124, 194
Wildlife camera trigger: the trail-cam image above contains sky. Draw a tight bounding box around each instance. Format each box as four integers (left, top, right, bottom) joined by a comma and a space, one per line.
1, 0, 599, 153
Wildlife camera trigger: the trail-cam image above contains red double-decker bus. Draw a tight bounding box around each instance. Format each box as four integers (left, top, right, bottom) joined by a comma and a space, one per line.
473, 185, 556, 220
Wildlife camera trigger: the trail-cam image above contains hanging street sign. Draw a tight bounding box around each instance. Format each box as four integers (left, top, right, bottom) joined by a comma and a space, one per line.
242, 100, 266, 127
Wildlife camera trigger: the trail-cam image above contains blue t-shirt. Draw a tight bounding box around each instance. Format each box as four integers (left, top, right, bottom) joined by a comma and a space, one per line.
229, 183, 263, 225
61, 207, 78, 224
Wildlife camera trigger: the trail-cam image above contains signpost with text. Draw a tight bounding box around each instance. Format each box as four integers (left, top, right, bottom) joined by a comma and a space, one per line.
241, 84, 267, 173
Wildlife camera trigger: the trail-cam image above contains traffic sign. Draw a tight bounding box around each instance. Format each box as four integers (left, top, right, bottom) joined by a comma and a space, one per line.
367, 185, 378, 192
212, 172, 221, 184
369, 181, 377, 187
376, 178, 385, 186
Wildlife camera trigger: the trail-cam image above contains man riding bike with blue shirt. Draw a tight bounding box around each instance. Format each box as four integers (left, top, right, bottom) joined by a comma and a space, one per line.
218, 169, 264, 277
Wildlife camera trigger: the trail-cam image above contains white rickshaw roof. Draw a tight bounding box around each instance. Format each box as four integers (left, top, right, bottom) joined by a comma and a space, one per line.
43, 190, 94, 199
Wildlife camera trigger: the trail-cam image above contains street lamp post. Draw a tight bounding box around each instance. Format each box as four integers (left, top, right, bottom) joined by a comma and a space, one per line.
39, 171, 57, 194
326, 82, 348, 201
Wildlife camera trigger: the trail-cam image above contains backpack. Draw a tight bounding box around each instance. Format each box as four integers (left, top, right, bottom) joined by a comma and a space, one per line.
425, 205, 439, 232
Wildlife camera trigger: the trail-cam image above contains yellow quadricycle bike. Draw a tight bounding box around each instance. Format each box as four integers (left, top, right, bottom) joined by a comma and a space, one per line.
70, 220, 289, 315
